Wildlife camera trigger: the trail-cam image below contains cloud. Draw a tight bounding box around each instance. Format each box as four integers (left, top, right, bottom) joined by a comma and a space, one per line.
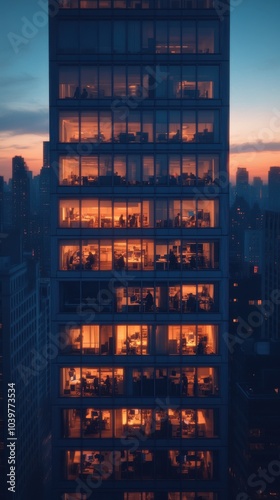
230, 141, 280, 154
1, 144, 30, 150
0, 73, 38, 89
0, 107, 48, 136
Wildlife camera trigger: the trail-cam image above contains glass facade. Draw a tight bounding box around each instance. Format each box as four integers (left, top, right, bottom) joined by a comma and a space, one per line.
59, 154, 220, 186
49, 0, 229, 497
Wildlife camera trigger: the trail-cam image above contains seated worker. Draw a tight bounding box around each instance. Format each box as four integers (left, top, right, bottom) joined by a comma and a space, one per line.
81, 87, 88, 99
85, 251, 96, 270
172, 129, 181, 141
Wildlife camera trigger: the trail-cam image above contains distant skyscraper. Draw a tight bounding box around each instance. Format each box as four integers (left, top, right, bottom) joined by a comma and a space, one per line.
244, 229, 262, 273
263, 210, 280, 340
11, 156, 31, 251
230, 196, 251, 274
268, 166, 280, 211
0, 176, 4, 232
39, 166, 51, 277
235, 167, 249, 200
250, 176, 263, 207
43, 141, 50, 168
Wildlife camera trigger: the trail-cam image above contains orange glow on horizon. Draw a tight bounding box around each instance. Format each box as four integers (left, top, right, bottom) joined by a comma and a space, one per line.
0, 135, 279, 183
230, 150, 280, 182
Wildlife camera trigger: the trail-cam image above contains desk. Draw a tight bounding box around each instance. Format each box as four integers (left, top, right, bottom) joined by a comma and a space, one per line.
156, 259, 167, 270
127, 256, 142, 269
157, 133, 168, 142
100, 217, 112, 228
119, 133, 135, 143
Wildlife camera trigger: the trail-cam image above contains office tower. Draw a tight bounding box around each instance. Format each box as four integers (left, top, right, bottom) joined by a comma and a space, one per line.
39, 166, 51, 277
49, 1, 229, 499
236, 167, 248, 185
268, 166, 280, 212
11, 156, 31, 251
262, 211, 280, 340
251, 176, 263, 207
0, 234, 50, 500
230, 213, 280, 499
235, 167, 249, 201
243, 229, 262, 274
43, 141, 50, 168
230, 197, 250, 276
0, 176, 4, 232
2, 181, 13, 232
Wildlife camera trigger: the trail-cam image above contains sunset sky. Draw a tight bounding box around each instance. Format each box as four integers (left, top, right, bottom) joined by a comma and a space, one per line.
1, 0, 280, 181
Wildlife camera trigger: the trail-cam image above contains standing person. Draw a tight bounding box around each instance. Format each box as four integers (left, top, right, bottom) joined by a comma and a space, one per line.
119, 214, 125, 227
130, 214, 137, 227
169, 249, 178, 270
73, 86, 80, 99
104, 375, 111, 394
145, 290, 154, 312
174, 212, 181, 227
93, 376, 99, 395
181, 373, 188, 395
117, 253, 126, 270
85, 251, 96, 270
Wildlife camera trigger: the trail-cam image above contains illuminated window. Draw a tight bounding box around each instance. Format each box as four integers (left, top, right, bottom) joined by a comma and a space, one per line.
60, 367, 124, 397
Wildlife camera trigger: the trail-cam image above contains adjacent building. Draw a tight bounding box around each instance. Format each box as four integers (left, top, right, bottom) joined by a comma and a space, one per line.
0, 235, 51, 500
235, 167, 249, 201
11, 156, 31, 252
49, 1, 230, 498
268, 166, 280, 212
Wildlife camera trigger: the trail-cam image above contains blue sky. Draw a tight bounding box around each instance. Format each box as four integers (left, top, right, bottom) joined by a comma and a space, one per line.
1, 0, 280, 180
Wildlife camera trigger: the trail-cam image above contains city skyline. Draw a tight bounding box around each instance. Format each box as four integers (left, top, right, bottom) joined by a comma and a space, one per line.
1, 0, 280, 180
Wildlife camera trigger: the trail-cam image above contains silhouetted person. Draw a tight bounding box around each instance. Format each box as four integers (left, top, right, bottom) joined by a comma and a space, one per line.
181, 373, 188, 395
196, 338, 206, 355
73, 86, 80, 99
117, 254, 125, 270
130, 214, 137, 227
69, 368, 76, 380
173, 291, 180, 310
145, 291, 154, 312
187, 293, 196, 312
169, 250, 178, 269
93, 376, 99, 395
86, 251, 95, 270
119, 214, 125, 227
173, 129, 181, 141
104, 375, 111, 394
81, 88, 88, 99
174, 212, 181, 227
